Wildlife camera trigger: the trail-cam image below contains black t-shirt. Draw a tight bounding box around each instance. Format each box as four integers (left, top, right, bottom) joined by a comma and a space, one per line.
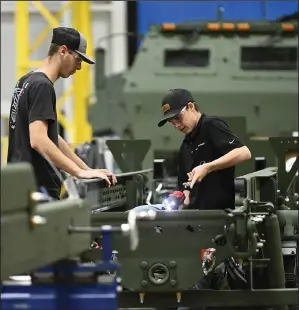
7, 71, 62, 199
178, 114, 244, 210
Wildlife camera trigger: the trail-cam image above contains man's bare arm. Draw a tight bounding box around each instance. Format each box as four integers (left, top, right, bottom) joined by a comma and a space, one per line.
207, 146, 251, 173
30, 121, 82, 177
57, 135, 117, 185
58, 135, 90, 171
189, 146, 251, 188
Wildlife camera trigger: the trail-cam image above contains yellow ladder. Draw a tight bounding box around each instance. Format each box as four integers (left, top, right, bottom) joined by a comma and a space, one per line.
15, 1, 93, 144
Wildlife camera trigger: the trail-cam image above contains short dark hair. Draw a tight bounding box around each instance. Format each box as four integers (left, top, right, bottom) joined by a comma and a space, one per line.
47, 43, 60, 56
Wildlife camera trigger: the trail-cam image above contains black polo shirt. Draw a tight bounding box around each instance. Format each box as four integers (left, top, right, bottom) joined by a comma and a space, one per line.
178, 114, 244, 210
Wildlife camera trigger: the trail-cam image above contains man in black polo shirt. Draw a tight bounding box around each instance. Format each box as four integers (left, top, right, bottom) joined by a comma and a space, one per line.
133, 88, 251, 212
158, 89, 251, 211
132, 89, 251, 310
7, 27, 116, 199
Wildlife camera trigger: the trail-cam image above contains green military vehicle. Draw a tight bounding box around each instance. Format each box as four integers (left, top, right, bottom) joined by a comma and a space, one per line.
90, 18, 298, 176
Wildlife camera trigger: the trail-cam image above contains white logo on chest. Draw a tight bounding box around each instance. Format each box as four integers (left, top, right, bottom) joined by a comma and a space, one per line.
194, 142, 205, 151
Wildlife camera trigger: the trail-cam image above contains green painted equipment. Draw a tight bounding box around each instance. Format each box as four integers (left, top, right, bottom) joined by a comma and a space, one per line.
90, 20, 298, 176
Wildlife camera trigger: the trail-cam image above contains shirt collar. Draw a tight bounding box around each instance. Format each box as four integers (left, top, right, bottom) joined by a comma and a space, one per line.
184, 113, 205, 142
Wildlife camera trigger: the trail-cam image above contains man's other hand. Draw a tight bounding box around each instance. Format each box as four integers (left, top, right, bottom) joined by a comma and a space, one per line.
94, 169, 117, 185
189, 163, 210, 189
75, 169, 115, 186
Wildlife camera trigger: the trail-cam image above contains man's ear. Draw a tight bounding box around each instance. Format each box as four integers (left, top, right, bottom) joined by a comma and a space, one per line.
60, 45, 68, 56
187, 102, 195, 111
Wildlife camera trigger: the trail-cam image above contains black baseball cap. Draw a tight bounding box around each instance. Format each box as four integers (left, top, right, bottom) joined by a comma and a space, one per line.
158, 89, 195, 127
51, 27, 95, 64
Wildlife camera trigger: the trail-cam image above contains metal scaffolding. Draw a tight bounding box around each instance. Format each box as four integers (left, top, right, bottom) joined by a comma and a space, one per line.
14, 1, 93, 144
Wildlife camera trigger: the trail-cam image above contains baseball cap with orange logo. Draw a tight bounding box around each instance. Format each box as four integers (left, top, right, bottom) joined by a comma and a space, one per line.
158, 89, 195, 127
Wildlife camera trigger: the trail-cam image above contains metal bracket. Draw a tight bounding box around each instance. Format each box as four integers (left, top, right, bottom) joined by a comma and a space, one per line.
106, 139, 151, 172
269, 137, 298, 196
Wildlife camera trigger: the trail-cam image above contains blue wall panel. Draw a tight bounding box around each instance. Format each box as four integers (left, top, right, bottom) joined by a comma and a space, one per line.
265, 1, 298, 20
138, 1, 298, 35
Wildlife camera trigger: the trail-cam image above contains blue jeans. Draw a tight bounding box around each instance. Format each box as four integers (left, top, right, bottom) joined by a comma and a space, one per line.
133, 204, 166, 213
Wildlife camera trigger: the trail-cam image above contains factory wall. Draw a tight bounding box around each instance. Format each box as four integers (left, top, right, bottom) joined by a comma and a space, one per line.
138, 1, 298, 35
2, 0, 297, 117
0, 1, 127, 117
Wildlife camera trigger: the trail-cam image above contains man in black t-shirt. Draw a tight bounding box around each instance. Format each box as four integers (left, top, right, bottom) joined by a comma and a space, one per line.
157, 89, 251, 211
7, 27, 116, 199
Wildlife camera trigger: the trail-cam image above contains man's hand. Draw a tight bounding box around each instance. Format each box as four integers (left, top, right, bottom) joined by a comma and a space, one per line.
95, 169, 117, 185
75, 169, 117, 186
188, 163, 211, 189
178, 190, 191, 210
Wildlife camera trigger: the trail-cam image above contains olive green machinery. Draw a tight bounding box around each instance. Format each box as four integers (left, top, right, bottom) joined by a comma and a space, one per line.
1, 163, 91, 280
0, 163, 153, 281
87, 137, 298, 309
1, 137, 298, 309
90, 20, 298, 175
